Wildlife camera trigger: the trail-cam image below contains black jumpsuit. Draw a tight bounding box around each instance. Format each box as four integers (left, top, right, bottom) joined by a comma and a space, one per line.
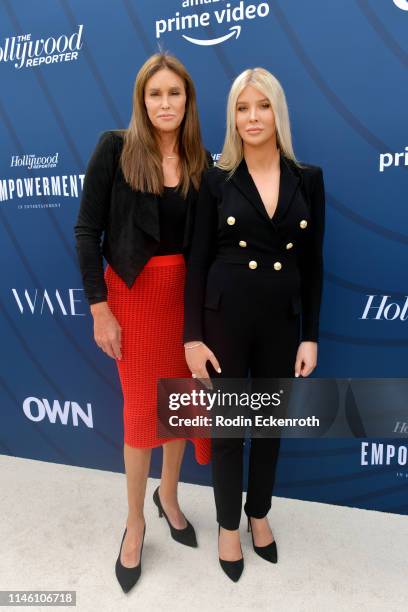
184, 153, 325, 530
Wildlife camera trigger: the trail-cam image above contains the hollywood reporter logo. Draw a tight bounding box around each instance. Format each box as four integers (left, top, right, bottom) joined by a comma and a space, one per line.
361, 295, 408, 321
0, 24, 83, 70
11, 153, 59, 170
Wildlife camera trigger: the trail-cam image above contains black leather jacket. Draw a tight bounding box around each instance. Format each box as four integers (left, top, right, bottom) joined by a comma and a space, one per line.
74, 130, 211, 305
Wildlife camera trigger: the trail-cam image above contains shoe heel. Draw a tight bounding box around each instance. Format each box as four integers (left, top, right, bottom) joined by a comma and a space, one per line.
152, 485, 197, 547
247, 516, 278, 564
153, 487, 163, 517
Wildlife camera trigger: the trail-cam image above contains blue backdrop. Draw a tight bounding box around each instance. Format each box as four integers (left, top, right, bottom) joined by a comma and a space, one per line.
1, 0, 407, 514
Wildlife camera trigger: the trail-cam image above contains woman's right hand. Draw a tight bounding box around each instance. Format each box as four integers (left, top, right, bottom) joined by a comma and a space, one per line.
184, 341, 221, 379
90, 302, 122, 360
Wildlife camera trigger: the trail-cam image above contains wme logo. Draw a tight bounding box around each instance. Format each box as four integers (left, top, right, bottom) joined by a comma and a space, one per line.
12, 288, 85, 315
23, 397, 93, 428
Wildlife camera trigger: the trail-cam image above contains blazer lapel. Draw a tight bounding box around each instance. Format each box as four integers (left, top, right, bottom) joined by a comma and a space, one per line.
115, 166, 160, 242
230, 158, 271, 222
273, 155, 301, 224
182, 185, 196, 249
135, 191, 160, 242
230, 154, 301, 226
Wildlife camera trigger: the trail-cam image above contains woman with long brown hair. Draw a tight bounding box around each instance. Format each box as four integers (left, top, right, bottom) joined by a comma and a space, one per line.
74, 52, 211, 593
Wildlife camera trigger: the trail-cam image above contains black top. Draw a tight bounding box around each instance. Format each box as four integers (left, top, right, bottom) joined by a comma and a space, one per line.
156, 186, 187, 256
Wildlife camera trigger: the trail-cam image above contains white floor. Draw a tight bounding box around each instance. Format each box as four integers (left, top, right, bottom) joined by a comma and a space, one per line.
1, 455, 407, 612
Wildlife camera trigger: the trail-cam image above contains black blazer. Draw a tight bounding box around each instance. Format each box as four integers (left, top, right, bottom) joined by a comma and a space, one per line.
183, 154, 325, 344
74, 130, 212, 305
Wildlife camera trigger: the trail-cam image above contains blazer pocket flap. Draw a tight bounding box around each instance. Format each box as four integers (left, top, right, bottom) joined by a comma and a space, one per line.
291, 295, 302, 315
204, 285, 222, 311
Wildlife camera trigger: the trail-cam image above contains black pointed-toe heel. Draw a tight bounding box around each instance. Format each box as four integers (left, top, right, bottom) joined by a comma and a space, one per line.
247, 516, 278, 563
153, 486, 197, 548
218, 525, 244, 582
115, 525, 146, 593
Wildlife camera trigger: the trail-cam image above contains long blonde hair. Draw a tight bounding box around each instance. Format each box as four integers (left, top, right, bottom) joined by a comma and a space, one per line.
218, 67, 302, 173
120, 53, 208, 198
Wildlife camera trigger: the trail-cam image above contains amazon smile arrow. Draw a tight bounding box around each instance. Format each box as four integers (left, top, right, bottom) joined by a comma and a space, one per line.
182, 25, 241, 46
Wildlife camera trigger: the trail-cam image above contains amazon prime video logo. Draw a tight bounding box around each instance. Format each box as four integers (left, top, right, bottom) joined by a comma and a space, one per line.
393, 0, 408, 11
155, 1, 270, 46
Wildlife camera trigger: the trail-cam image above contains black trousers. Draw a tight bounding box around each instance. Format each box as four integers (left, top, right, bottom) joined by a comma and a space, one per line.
204, 261, 300, 530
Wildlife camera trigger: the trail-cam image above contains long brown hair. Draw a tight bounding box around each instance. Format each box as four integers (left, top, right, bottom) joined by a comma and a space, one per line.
120, 52, 208, 198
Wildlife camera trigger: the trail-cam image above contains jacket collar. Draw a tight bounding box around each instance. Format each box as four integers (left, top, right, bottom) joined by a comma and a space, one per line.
131, 185, 197, 245
230, 152, 301, 226
135, 191, 160, 242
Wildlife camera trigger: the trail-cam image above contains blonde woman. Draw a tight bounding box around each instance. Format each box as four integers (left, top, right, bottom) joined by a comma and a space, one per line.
75, 53, 211, 592
184, 67, 325, 581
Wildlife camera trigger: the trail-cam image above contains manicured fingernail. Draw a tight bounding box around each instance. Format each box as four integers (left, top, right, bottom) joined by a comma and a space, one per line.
217, 368, 222, 373
295, 373, 299, 378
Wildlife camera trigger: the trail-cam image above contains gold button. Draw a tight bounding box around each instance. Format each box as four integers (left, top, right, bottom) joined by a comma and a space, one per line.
227, 216, 236, 226
300, 219, 308, 229
248, 260, 257, 270
239, 240, 247, 248
274, 261, 282, 271
286, 242, 293, 250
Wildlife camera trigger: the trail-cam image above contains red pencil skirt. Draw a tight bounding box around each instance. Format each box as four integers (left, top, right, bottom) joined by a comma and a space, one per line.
105, 253, 211, 466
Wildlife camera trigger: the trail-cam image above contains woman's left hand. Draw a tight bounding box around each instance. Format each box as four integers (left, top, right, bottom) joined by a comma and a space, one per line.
294, 341, 318, 377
